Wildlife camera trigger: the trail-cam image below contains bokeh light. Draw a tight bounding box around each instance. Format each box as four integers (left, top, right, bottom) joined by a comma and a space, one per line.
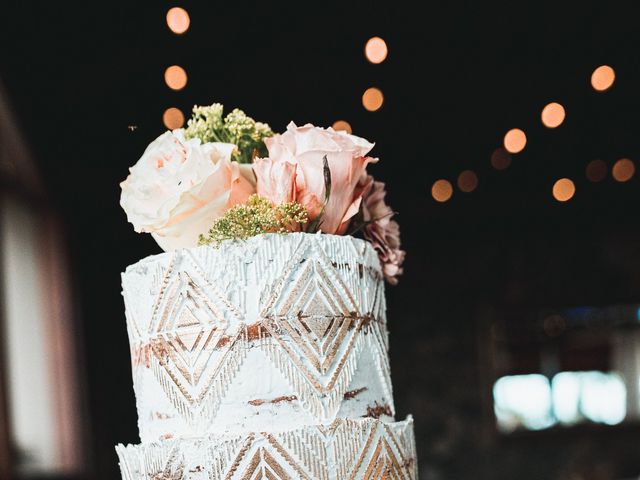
586, 159, 607, 182
457, 170, 478, 193
365, 37, 388, 64
332, 120, 352, 134
164, 65, 188, 90
552, 178, 575, 202
612, 158, 635, 182
504, 129, 527, 154
491, 148, 512, 170
166, 7, 190, 35
541, 102, 566, 128
362, 87, 384, 111
162, 107, 185, 130
591, 65, 615, 92
432, 179, 453, 202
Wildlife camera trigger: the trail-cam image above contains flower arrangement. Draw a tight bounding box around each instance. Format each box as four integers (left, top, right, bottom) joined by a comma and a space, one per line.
120, 103, 405, 283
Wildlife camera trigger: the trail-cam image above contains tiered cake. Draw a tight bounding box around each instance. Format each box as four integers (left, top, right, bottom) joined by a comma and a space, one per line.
116, 233, 417, 479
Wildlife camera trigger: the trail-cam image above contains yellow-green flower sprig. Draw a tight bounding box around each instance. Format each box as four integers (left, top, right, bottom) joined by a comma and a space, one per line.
198, 195, 308, 246
184, 103, 273, 164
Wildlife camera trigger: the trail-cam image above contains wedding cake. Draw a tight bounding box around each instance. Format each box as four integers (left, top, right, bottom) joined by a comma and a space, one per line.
116, 104, 417, 479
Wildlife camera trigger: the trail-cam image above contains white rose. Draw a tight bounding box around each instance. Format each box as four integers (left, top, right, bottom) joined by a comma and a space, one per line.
120, 130, 256, 251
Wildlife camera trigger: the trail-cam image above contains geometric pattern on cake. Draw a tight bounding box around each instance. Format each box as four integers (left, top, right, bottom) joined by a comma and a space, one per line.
122, 234, 397, 443
116, 417, 417, 480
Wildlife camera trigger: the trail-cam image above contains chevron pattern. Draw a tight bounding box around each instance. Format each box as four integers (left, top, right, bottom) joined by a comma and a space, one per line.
116, 418, 417, 480
123, 234, 395, 440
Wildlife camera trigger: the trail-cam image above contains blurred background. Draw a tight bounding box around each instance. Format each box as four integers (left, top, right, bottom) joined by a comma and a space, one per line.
1, 1, 640, 479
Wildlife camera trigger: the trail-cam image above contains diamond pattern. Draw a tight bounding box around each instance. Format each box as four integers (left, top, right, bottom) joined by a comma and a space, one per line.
123, 234, 396, 440
116, 418, 417, 480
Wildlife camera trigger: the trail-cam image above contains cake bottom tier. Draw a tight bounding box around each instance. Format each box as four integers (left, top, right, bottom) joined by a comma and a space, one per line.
116, 416, 417, 480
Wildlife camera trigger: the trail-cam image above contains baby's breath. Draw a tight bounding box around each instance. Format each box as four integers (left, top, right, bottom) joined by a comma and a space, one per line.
199, 195, 308, 246
184, 103, 273, 164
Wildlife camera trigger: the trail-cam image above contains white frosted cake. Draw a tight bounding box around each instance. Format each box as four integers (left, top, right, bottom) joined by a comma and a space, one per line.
115, 233, 417, 479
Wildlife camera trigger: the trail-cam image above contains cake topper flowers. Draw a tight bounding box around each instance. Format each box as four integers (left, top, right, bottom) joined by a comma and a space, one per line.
120, 102, 405, 283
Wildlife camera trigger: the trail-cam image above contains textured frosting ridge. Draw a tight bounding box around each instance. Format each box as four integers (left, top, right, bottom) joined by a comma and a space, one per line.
122, 233, 395, 442
116, 417, 417, 480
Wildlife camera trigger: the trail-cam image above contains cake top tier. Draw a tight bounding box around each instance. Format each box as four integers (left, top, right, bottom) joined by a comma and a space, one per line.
122, 233, 394, 442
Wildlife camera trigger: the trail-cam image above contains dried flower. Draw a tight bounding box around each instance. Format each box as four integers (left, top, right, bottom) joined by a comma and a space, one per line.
360, 177, 405, 284
184, 103, 273, 164
198, 195, 308, 246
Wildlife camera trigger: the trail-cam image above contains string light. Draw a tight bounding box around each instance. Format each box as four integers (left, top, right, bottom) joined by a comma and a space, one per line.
552, 178, 575, 202
365, 37, 388, 64
362, 87, 384, 111
163, 107, 185, 130
491, 148, 512, 170
591, 65, 615, 92
585, 159, 607, 182
166, 7, 190, 35
457, 170, 478, 192
503, 129, 527, 154
612, 158, 635, 182
432, 179, 453, 202
541, 102, 566, 128
332, 120, 352, 134
164, 65, 188, 90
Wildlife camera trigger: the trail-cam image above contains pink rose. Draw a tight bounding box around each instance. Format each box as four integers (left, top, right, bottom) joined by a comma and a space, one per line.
254, 122, 377, 234
120, 130, 255, 251
360, 177, 405, 284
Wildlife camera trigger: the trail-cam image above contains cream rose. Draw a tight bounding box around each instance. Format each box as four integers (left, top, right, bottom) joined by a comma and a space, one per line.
120, 130, 255, 251
254, 122, 377, 234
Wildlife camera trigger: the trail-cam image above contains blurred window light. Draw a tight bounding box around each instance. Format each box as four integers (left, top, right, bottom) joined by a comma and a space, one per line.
493, 374, 555, 432
503, 128, 527, 154
612, 158, 635, 182
490, 147, 512, 170
541, 102, 566, 128
586, 159, 607, 182
362, 87, 384, 112
591, 65, 615, 92
332, 120, 352, 134
494, 371, 627, 432
552, 372, 626, 426
166, 7, 190, 35
365, 37, 388, 64
163, 107, 185, 130
164, 65, 188, 91
457, 170, 478, 193
552, 178, 575, 202
431, 179, 453, 202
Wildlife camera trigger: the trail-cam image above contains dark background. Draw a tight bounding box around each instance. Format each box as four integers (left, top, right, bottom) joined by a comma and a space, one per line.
2, 1, 640, 479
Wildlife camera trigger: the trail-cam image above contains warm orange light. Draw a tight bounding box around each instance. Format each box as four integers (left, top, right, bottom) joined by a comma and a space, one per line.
541, 102, 566, 128
503, 128, 527, 154
365, 37, 388, 64
612, 158, 635, 182
457, 170, 478, 193
332, 120, 352, 134
167, 7, 190, 34
431, 179, 453, 202
362, 87, 384, 112
163, 107, 185, 130
164, 65, 188, 90
491, 148, 512, 170
591, 65, 615, 92
585, 159, 607, 182
552, 178, 575, 202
